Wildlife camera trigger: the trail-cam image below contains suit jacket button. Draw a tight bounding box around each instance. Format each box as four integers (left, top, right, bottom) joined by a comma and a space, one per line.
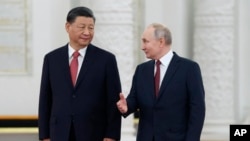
72, 95, 76, 98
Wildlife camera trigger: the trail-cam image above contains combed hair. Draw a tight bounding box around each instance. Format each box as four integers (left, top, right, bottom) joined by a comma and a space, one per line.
66, 6, 96, 23
150, 23, 172, 45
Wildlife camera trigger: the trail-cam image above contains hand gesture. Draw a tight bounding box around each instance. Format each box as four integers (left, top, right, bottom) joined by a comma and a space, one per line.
116, 93, 128, 114
103, 138, 115, 141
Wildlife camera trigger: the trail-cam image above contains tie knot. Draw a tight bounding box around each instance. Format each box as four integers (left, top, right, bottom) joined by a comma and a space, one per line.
156, 60, 161, 66
73, 51, 80, 58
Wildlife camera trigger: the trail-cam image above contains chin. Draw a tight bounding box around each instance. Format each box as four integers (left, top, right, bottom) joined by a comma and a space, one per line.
79, 42, 89, 47
145, 54, 151, 58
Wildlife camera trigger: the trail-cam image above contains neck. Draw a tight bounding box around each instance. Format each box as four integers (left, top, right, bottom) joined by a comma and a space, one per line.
156, 47, 171, 60
69, 42, 88, 50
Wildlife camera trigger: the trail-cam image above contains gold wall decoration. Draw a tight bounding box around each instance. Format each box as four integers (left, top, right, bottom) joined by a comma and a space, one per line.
0, 0, 30, 75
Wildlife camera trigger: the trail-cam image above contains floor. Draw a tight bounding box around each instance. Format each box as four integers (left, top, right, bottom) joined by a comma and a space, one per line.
0, 133, 136, 141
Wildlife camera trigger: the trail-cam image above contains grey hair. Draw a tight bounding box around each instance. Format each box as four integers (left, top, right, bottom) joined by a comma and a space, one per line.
150, 23, 172, 45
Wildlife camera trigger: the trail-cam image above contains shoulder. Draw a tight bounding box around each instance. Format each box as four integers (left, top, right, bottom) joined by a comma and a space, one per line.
46, 45, 68, 56
87, 44, 116, 58
44, 44, 67, 58
173, 52, 199, 66
172, 53, 202, 74
135, 60, 154, 71
138, 60, 154, 66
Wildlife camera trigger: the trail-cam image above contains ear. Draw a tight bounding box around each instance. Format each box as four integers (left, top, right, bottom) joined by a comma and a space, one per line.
159, 37, 165, 47
65, 22, 70, 32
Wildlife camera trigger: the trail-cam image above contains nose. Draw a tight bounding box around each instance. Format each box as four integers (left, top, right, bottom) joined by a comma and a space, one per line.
82, 29, 90, 35
141, 44, 145, 50
82, 28, 90, 35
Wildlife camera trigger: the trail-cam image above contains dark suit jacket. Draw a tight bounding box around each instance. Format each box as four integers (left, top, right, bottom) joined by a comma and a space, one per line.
125, 52, 205, 141
38, 44, 122, 141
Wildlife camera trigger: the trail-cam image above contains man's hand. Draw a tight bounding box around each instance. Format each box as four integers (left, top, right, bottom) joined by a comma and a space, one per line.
116, 93, 128, 114
103, 138, 116, 141
42, 139, 50, 141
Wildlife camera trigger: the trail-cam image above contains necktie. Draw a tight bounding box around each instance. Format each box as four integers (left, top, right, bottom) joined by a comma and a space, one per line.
154, 60, 161, 97
70, 51, 80, 86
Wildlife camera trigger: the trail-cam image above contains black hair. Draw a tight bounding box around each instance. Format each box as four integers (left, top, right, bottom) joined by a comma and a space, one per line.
66, 6, 96, 23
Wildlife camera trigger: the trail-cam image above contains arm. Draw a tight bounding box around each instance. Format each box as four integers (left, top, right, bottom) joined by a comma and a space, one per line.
123, 66, 140, 117
186, 62, 206, 141
105, 55, 122, 140
116, 66, 140, 118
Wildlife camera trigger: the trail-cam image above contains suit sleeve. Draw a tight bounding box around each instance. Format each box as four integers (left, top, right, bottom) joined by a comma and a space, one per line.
186, 62, 206, 141
123, 66, 140, 117
105, 55, 122, 140
38, 55, 52, 140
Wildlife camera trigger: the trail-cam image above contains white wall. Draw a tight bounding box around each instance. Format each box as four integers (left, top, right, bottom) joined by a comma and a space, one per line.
0, 0, 70, 116
144, 0, 193, 58
237, 0, 250, 122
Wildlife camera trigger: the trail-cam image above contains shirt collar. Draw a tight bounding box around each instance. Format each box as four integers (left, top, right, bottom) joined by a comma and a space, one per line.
157, 50, 174, 67
68, 44, 87, 59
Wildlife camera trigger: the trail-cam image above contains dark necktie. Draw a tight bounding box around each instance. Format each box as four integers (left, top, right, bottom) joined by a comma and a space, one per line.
70, 51, 80, 86
154, 60, 161, 97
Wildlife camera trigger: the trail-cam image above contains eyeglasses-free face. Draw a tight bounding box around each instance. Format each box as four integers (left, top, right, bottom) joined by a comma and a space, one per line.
66, 16, 95, 49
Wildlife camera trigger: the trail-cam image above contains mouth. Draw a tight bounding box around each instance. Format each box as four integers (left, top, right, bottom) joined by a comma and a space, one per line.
80, 37, 89, 41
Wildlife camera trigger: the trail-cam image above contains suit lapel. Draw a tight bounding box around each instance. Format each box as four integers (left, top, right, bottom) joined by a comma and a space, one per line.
74, 44, 95, 88
158, 53, 180, 98
60, 45, 75, 89
147, 60, 156, 100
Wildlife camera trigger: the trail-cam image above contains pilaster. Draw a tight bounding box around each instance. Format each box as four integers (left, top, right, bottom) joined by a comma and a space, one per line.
193, 0, 236, 140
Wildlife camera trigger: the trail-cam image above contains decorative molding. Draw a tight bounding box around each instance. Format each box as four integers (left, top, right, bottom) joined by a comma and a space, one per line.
0, 0, 31, 75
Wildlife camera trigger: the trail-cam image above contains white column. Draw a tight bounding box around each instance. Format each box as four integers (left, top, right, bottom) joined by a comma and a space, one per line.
144, 0, 193, 58
237, 0, 250, 124
193, 0, 236, 140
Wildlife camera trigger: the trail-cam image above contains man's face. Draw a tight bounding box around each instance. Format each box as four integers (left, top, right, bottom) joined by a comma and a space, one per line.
141, 27, 161, 60
66, 16, 95, 49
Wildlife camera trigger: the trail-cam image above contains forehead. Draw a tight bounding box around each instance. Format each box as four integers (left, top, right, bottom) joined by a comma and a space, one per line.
142, 26, 155, 39
73, 16, 95, 24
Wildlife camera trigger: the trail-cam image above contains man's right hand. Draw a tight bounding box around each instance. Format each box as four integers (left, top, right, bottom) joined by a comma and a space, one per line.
116, 93, 128, 114
42, 139, 50, 141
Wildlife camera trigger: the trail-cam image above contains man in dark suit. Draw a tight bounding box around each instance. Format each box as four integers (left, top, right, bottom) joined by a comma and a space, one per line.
117, 23, 205, 141
38, 7, 121, 141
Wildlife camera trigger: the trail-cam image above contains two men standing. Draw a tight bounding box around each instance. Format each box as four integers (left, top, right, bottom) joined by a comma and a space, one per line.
38, 6, 205, 141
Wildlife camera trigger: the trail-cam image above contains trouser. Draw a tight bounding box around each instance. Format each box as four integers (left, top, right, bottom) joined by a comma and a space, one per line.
68, 123, 76, 141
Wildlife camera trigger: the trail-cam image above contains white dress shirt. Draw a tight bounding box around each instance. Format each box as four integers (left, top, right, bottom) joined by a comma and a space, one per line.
155, 50, 174, 88
68, 45, 87, 79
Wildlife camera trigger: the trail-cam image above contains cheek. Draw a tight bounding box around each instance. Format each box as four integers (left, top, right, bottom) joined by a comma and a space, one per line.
147, 45, 154, 51
71, 33, 80, 39
69, 29, 77, 35
144, 43, 151, 49
150, 48, 158, 55
90, 31, 94, 37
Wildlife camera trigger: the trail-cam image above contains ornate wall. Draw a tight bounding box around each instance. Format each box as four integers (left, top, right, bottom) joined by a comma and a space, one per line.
193, 0, 236, 140
2, 0, 250, 141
